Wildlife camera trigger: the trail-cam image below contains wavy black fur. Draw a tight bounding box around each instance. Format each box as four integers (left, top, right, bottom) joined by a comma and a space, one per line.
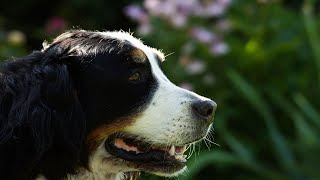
0, 30, 155, 180
0, 47, 87, 179
0, 30, 94, 180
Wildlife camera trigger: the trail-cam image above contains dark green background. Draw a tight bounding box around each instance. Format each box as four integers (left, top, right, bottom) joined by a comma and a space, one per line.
1, 0, 319, 179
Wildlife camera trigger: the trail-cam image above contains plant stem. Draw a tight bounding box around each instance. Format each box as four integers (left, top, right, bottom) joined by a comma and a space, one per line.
302, 0, 320, 89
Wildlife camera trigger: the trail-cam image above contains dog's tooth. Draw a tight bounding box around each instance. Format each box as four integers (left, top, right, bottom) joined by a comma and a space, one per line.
175, 155, 187, 163
169, 145, 175, 156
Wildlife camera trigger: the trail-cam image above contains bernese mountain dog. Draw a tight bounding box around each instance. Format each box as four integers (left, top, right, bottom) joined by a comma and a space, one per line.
0, 30, 217, 180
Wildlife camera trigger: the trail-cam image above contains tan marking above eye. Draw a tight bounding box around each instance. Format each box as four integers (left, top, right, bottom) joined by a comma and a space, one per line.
130, 49, 147, 63
128, 72, 141, 81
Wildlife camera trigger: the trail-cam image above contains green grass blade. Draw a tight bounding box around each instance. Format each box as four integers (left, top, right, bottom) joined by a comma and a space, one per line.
268, 92, 318, 145
293, 93, 320, 129
215, 113, 255, 164
185, 150, 287, 180
303, 0, 320, 87
227, 70, 298, 177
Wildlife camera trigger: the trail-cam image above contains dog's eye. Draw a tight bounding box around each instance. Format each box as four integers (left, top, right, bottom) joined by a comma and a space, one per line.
128, 72, 141, 81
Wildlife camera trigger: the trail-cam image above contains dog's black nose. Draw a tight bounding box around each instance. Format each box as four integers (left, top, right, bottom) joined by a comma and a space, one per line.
192, 100, 217, 122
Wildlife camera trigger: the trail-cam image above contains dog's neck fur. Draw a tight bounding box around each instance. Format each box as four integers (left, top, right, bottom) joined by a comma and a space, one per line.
68, 169, 123, 180
36, 170, 123, 180
66, 170, 141, 180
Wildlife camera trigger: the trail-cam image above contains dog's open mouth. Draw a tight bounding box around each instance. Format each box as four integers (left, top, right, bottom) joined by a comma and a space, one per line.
105, 134, 188, 173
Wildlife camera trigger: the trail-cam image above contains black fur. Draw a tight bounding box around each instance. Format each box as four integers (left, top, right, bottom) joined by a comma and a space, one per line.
0, 30, 157, 180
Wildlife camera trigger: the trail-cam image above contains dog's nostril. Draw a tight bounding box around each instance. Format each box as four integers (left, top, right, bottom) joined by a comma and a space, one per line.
192, 100, 217, 120
206, 108, 213, 117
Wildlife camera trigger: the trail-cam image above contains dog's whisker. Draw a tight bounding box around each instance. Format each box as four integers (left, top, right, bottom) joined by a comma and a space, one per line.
197, 142, 201, 156
204, 129, 220, 147
204, 137, 220, 147
192, 143, 198, 160
186, 144, 191, 150
187, 143, 197, 159
203, 138, 211, 150
164, 52, 175, 58
186, 143, 193, 159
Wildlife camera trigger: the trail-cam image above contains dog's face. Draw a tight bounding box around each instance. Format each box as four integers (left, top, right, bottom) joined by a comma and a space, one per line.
45, 30, 217, 177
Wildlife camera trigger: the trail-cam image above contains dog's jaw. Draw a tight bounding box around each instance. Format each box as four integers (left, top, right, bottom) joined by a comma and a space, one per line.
80, 31, 216, 177
74, 142, 129, 180
35, 141, 128, 180
0, 30, 216, 180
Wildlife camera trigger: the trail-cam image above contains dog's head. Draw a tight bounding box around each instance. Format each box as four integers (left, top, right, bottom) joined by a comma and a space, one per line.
1, 30, 216, 179
44, 30, 217, 177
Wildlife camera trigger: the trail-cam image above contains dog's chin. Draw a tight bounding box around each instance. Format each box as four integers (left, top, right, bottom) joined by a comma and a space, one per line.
104, 133, 190, 176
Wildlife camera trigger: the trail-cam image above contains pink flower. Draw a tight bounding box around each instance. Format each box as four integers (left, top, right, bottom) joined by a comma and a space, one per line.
193, 0, 231, 17
45, 17, 67, 35
159, 1, 176, 16
190, 27, 216, 44
179, 83, 194, 91
175, 0, 197, 16
144, 0, 175, 16
124, 5, 149, 23
170, 13, 187, 27
210, 41, 229, 56
124, 5, 152, 35
204, 3, 226, 17
144, 0, 196, 27
185, 59, 206, 75
218, 0, 232, 7
144, 0, 161, 15
137, 23, 153, 35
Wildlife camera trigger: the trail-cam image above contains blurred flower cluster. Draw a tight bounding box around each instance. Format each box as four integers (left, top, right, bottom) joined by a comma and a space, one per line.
124, 0, 232, 89
0, 29, 27, 59
125, 0, 231, 31
45, 16, 67, 36
0, 16, 68, 59
6, 30, 26, 46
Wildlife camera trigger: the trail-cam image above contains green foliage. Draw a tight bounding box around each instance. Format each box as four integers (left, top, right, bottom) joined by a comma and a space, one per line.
137, 0, 320, 179
1, 0, 320, 179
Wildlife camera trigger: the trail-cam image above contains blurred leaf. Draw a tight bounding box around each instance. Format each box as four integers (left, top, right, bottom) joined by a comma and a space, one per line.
215, 113, 255, 164
215, 114, 289, 180
186, 149, 287, 180
227, 70, 301, 179
268, 92, 319, 145
293, 93, 320, 129
302, 0, 320, 87
186, 150, 244, 180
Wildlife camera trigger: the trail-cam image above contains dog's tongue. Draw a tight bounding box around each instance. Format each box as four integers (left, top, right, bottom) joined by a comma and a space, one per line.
108, 137, 188, 163
113, 138, 186, 157
114, 138, 142, 153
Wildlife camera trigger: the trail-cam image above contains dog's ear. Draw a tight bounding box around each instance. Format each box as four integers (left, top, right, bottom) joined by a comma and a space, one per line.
37, 52, 86, 177
0, 49, 86, 178
38, 52, 86, 151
